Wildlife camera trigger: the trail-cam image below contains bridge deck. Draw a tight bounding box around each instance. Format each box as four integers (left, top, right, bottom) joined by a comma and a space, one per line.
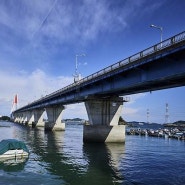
15, 31, 185, 112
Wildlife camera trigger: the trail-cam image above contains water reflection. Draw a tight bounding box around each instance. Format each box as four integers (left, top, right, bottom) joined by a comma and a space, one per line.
82, 143, 125, 185
2, 123, 128, 184
0, 159, 28, 172
1, 122, 185, 185
26, 127, 126, 185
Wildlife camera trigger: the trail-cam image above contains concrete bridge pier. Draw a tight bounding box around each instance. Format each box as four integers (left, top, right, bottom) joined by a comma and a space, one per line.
13, 113, 20, 123
22, 112, 28, 125
19, 113, 24, 124
32, 108, 45, 127
84, 96, 125, 143
16, 113, 22, 123
27, 111, 34, 126
45, 105, 65, 131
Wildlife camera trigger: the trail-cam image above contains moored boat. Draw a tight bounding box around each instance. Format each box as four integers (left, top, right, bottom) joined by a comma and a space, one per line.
0, 139, 29, 161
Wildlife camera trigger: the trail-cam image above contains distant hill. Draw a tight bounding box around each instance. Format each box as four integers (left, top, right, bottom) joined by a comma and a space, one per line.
173, 120, 185, 125
64, 118, 85, 122
126, 121, 163, 129
127, 120, 185, 129
164, 120, 185, 127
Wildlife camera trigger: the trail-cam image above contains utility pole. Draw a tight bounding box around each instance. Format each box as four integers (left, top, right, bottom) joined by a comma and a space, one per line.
165, 103, 169, 124
147, 108, 150, 124
73, 54, 85, 83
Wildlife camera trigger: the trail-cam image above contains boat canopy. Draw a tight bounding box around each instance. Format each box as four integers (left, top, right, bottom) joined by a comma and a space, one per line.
0, 139, 29, 155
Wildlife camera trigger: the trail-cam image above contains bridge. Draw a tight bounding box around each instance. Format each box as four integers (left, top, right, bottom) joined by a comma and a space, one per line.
12, 31, 185, 143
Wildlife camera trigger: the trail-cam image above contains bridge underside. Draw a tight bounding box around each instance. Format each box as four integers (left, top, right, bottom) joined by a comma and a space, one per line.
16, 43, 185, 110
12, 32, 185, 143
13, 96, 126, 143
77, 45, 185, 98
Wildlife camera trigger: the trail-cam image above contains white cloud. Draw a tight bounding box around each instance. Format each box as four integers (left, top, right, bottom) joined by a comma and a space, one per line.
0, 0, 153, 47
0, 0, 165, 73
63, 103, 88, 119
0, 65, 148, 119
0, 68, 73, 115
126, 93, 146, 105
122, 107, 138, 115
0, 0, 167, 120
0, 67, 89, 119
0, 66, 147, 119
121, 93, 147, 121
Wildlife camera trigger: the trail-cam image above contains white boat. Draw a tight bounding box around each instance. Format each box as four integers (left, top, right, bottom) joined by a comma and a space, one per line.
0, 139, 29, 161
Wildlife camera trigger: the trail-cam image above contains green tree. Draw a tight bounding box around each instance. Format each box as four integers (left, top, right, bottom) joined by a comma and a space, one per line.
118, 116, 127, 125
0, 116, 10, 121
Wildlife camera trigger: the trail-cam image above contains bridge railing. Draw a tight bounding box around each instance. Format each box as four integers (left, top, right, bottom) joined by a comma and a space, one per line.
65, 31, 185, 86
79, 31, 185, 83
26, 31, 185, 106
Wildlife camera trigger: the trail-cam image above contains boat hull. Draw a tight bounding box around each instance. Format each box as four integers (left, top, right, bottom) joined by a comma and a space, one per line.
0, 149, 29, 161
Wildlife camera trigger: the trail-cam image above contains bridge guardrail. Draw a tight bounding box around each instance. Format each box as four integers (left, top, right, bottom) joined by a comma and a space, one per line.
24, 30, 185, 107
81, 32, 184, 81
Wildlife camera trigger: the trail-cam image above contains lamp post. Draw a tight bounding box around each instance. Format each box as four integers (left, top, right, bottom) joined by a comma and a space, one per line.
74, 54, 85, 83
150, 24, 163, 47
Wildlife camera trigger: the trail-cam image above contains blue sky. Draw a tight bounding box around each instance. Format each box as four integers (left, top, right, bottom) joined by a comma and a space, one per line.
0, 0, 185, 123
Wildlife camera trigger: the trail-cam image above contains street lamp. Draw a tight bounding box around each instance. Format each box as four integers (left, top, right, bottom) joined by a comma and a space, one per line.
150, 24, 163, 47
74, 54, 85, 83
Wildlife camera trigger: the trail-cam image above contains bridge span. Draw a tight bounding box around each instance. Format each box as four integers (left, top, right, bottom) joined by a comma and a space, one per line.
12, 31, 185, 143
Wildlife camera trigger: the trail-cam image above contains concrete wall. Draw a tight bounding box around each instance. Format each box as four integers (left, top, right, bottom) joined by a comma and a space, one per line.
83, 125, 125, 143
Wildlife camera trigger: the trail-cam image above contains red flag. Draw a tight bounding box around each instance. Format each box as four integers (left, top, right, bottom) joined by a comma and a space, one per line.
14, 94, 18, 104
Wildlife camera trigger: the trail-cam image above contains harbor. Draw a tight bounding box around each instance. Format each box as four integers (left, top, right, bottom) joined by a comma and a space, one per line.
126, 127, 185, 140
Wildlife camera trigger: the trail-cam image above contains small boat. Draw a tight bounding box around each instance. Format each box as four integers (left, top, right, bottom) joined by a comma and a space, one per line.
0, 139, 29, 161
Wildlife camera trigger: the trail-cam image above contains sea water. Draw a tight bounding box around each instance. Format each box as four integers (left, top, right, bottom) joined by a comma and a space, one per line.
0, 121, 185, 185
